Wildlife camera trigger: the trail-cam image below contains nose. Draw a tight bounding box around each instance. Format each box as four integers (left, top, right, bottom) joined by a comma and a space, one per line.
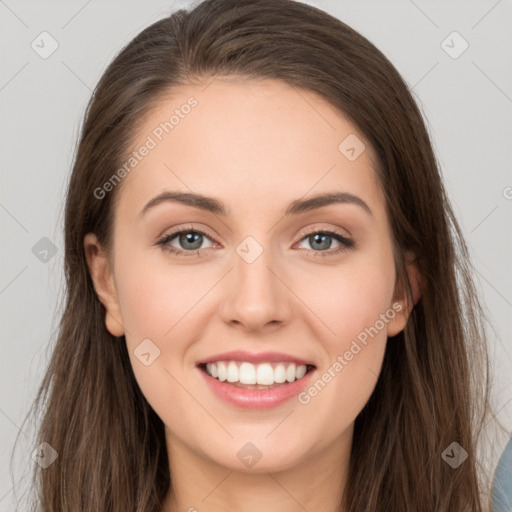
218, 245, 293, 333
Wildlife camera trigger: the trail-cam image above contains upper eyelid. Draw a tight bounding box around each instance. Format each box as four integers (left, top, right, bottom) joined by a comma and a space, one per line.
163, 226, 218, 244
298, 226, 350, 239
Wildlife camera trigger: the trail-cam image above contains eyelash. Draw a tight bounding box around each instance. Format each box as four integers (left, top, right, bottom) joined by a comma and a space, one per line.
156, 225, 356, 259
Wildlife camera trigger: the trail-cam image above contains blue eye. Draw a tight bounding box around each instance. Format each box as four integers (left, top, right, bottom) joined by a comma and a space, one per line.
156, 228, 214, 257
296, 230, 355, 255
156, 228, 355, 258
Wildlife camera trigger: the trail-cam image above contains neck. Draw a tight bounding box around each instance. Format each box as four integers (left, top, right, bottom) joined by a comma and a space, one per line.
162, 424, 352, 512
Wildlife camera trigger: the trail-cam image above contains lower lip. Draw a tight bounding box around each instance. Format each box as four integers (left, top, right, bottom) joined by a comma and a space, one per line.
197, 366, 316, 410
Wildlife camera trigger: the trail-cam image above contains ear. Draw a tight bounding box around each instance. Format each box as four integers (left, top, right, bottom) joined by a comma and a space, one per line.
83, 233, 125, 337
386, 251, 422, 338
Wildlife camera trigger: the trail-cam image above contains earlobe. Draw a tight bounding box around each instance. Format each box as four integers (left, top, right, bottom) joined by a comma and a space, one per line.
387, 252, 422, 338
83, 233, 125, 337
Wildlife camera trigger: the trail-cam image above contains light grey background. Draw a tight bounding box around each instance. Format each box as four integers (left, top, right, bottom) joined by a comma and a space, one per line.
1, 0, 511, 508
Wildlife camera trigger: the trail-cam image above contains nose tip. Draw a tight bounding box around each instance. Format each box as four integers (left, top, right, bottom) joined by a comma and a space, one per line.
220, 253, 291, 332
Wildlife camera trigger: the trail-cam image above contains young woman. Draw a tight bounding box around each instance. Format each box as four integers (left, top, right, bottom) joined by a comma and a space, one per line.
13, 0, 502, 510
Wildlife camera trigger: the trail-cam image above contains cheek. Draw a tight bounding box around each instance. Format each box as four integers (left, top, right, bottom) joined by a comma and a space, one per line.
295, 257, 396, 345
117, 271, 170, 338
293, 255, 395, 429
114, 246, 216, 402
115, 245, 206, 339
306, 272, 391, 382
113, 252, 198, 421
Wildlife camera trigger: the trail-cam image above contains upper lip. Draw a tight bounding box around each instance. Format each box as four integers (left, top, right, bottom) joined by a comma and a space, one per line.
196, 350, 316, 367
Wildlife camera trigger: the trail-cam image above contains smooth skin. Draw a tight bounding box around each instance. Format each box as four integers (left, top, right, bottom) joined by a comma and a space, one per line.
84, 76, 421, 512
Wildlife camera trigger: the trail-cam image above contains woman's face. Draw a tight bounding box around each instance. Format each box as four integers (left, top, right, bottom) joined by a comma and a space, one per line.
86, 77, 415, 473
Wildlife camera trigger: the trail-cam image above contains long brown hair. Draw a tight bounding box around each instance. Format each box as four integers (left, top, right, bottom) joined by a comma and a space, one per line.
11, 0, 500, 510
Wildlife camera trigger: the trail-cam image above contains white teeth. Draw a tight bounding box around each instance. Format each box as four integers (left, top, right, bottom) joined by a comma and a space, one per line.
274, 363, 286, 383
203, 360, 311, 385
227, 361, 238, 383
206, 362, 218, 378
217, 361, 227, 382
256, 363, 274, 385
286, 363, 296, 382
239, 362, 256, 384
295, 364, 307, 379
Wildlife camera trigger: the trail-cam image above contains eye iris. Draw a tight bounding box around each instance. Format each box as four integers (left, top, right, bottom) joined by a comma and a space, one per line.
310, 233, 332, 250
180, 231, 202, 250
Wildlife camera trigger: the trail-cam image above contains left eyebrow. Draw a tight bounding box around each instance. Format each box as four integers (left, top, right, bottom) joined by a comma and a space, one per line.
284, 192, 373, 217
138, 190, 373, 218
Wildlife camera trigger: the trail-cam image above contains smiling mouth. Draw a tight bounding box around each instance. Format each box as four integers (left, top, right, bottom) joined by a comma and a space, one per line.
197, 362, 316, 390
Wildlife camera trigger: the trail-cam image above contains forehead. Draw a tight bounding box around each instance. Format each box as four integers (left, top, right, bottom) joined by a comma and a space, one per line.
114, 76, 384, 222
